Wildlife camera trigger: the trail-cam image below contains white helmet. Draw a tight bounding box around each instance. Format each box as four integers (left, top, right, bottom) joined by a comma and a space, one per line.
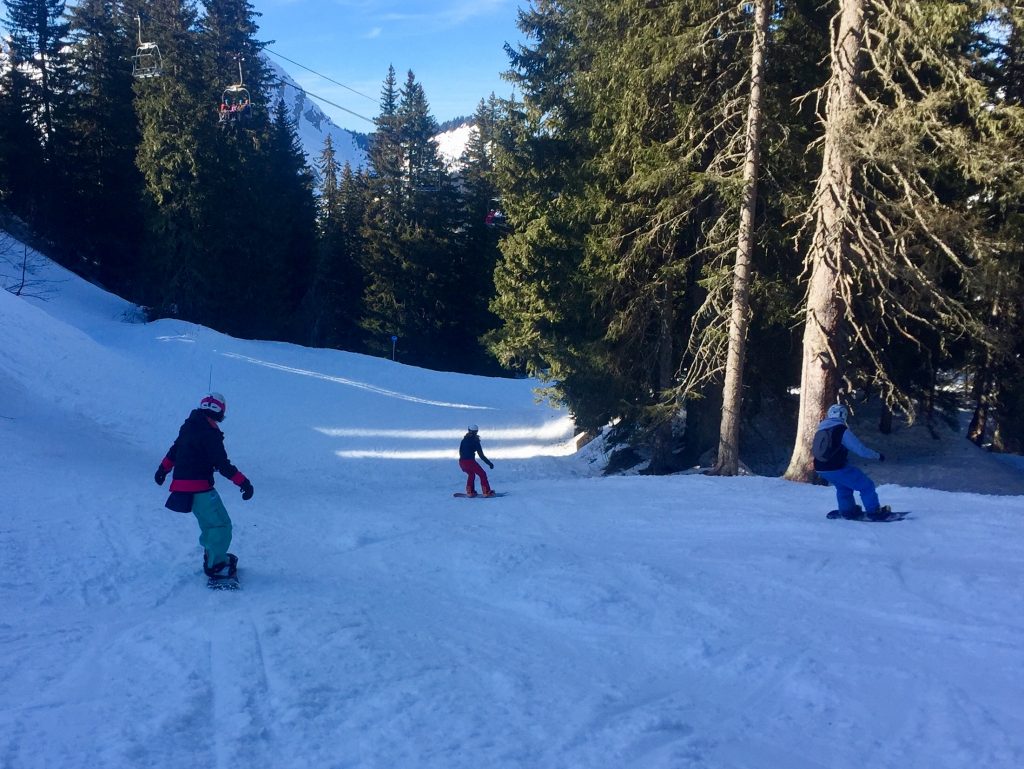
467, 424, 478, 432
827, 404, 848, 422
200, 392, 227, 421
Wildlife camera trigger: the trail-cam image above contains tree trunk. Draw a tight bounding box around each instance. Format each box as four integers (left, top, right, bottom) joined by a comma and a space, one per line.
649, 276, 677, 474
967, 367, 991, 445
712, 0, 771, 476
783, 0, 863, 482
968, 292, 1002, 445
878, 404, 893, 434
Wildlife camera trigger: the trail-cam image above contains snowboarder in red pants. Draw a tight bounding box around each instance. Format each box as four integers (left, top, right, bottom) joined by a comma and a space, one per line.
459, 424, 495, 497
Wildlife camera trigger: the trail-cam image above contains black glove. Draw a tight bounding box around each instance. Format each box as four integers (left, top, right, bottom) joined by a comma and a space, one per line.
240, 479, 254, 500
154, 467, 168, 486
486, 460, 494, 470
878, 453, 886, 462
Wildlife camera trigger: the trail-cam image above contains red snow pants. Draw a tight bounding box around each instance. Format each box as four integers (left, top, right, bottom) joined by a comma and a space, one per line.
459, 459, 491, 495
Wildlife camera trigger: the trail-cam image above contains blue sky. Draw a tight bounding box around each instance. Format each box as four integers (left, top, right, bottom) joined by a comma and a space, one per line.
258, 0, 525, 130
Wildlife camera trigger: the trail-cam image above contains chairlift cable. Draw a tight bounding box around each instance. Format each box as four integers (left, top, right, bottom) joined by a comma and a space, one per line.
265, 47, 379, 105
266, 74, 376, 124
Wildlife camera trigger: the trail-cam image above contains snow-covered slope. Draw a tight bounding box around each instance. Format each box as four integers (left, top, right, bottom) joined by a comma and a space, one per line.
2, 236, 1023, 769
266, 56, 367, 171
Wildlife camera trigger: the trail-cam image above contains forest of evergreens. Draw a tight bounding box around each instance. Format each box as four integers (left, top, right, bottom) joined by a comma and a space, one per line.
2, 0, 1023, 474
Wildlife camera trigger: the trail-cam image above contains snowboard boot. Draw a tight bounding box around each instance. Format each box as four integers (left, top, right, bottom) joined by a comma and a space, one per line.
482, 490, 496, 498
837, 506, 864, 520
866, 505, 892, 521
465, 490, 478, 498
205, 553, 238, 578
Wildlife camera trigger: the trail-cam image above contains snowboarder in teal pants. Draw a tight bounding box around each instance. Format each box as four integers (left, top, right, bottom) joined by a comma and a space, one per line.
813, 404, 887, 520
155, 393, 254, 581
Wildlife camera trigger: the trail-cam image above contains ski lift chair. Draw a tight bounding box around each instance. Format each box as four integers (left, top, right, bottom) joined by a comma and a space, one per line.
132, 13, 162, 79
220, 85, 251, 125
132, 42, 162, 78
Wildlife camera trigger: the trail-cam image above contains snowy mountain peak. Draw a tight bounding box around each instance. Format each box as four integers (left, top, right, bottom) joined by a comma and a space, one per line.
264, 56, 368, 171
434, 121, 477, 171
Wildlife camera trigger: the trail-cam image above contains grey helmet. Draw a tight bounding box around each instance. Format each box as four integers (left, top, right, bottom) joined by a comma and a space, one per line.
826, 404, 848, 422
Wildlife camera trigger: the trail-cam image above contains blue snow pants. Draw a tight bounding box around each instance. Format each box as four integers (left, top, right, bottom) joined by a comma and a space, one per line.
817, 466, 880, 514
191, 489, 233, 569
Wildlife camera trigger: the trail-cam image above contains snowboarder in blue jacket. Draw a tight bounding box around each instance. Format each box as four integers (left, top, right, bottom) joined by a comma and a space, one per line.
813, 404, 887, 520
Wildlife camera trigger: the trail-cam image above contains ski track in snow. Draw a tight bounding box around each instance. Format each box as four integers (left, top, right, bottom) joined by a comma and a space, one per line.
2, 244, 1024, 769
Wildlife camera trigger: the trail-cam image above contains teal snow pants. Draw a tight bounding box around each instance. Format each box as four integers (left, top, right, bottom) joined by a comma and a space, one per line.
192, 489, 233, 569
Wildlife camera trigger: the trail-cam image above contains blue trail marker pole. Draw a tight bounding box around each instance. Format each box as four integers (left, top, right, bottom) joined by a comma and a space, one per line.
391, 335, 398, 361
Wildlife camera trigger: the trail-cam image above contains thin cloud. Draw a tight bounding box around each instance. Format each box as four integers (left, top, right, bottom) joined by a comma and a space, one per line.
364, 26, 382, 39
379, 0, 509, 28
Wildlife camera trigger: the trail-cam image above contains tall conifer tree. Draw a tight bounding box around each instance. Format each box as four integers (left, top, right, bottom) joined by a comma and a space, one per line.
2, 0, 69, 235
0, 37, 44, 218
310, 136, 365, 349
712, 0, 773, 476
133, 0, 215, 319
361, 67, 467, 368
62, 0, 144, 293
457, 96, 504, 371
2, 0, 67, 148
493, 0, 753, 469
784, 0, 1024, 480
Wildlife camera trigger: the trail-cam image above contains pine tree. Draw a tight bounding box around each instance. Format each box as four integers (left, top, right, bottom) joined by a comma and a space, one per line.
132, 0, 216, 319
0, 37, 44, 218
492, 0, 754, 469
398, 70, 445, 203
2, 0, 69, 236
964, 4, 1024, 453
359, 66, 403, 353
61, 0, 144, 293
455, 95, 504, 372
210, 94, 316, 340
361, 67, 468, 368
490, 0, 614, 420
784, 0, 1024, 480
335, 162, 368, 349
2, 0, 68, 149
366, 64, 402, 214
261, 96, 317, 338
308, 134, 340, 345
309, 136, 366, 349
711, 0, 772, 476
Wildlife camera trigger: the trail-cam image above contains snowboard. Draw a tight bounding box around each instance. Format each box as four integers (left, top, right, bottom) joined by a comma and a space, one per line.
207, 573, 240, 590
453, 492, 508, 498
826, 507, 908, 522
205, 553, 239, 590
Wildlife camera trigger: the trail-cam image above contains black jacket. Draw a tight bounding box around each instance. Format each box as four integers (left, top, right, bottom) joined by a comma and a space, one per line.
159, 409, 247, 493
459, 432, 490, 464
812, 423, 849, 472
